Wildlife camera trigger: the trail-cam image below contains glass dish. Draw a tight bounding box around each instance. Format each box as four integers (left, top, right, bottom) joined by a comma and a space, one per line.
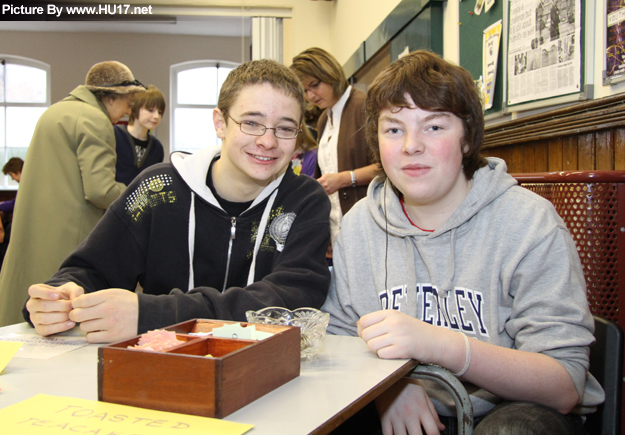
246, 307, 329, 359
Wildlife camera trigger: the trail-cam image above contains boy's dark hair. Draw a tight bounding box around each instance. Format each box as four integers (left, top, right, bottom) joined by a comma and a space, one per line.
366, 50, 487, 180
218, 59, 306, 124
290, 47, 348, 102
129, 85, 166, 124
3, 157, 24, 175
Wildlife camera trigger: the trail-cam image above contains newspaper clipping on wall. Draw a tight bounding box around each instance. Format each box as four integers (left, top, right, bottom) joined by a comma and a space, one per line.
606, 0, 625, 80
507, 0, 581, 106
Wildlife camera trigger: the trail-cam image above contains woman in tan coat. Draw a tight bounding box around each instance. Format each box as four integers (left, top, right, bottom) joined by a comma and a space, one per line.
0, 61, 146, 327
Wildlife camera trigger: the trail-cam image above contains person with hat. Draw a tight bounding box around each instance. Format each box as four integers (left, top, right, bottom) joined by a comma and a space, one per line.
0, 61, 146, 327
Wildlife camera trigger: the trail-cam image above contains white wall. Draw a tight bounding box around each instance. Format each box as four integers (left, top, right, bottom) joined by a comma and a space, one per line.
116, 0, 401, 66
77, 0, 336, 67
443, 0, 460, 64
0, 30, 248, 156
328, 0, 403, 65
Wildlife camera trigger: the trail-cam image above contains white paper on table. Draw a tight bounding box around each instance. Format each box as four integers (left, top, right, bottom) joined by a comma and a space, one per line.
0, 332, 88, 359
212, 323, 273, 341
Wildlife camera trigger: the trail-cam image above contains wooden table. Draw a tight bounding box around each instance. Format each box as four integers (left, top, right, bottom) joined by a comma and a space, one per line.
0, 323, 417, 434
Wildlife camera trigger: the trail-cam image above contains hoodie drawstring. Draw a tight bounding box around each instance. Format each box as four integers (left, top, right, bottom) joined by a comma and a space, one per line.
438, 227, 458, 299
187, 189, 279, 291
403, 238, 418, 319
404, 227, 458, 323
187, 192, 196, 291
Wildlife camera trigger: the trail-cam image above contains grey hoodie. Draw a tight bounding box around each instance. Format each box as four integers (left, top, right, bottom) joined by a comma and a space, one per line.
322, 157, 604, 416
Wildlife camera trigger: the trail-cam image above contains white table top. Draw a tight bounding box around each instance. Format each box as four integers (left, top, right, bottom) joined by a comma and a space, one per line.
0, 323, 416, 435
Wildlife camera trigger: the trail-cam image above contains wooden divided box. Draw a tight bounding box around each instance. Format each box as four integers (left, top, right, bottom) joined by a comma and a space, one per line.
98, 319, 300, 418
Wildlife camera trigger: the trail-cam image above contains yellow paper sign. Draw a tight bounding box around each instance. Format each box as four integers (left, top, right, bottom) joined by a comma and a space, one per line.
0, 340, 23, 374
0, 394, 254, 435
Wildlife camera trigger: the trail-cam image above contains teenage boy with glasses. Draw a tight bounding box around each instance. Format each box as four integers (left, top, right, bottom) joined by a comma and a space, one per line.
24, 60, 331, 344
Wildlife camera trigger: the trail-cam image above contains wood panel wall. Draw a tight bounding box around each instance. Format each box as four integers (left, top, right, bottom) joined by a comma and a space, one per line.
482, 93, 625, 173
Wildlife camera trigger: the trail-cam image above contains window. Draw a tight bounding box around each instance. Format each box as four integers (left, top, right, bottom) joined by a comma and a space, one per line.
170, 61, 239, 154
0, 56, 50, 188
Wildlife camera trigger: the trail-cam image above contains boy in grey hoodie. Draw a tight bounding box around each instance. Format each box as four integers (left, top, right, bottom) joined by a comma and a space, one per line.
321, 51, 603, 434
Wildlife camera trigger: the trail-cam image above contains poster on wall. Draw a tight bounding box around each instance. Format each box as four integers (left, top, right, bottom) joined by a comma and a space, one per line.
507, 0, 581, 106
483, 20, 503, 110
606, 0, 625, 80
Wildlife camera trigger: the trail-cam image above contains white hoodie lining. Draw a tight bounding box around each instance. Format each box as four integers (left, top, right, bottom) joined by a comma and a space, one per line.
188, 192, 196, 291
247, 189, 278, 286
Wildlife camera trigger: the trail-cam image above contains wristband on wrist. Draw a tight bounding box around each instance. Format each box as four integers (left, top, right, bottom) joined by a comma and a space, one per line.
350, 170, 357, 187
452, 333, 471, 377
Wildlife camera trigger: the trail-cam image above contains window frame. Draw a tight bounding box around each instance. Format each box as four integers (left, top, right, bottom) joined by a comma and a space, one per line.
0, 55, 51, 190
169, 60, 239, 154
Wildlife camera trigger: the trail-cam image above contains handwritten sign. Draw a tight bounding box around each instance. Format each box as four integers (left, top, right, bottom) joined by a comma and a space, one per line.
0, 340, 23, 374
0, 332, 89, 359
0, 394, 254, 435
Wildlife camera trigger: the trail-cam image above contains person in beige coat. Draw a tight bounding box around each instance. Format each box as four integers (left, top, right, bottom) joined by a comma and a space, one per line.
0, 61, 146, 327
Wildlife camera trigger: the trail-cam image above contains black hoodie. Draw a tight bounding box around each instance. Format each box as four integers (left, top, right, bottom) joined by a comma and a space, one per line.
25, 146, 331, 332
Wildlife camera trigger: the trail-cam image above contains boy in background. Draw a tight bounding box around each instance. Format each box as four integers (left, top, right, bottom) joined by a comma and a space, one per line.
0, 157, 24, 216
0, 157, 23, 265
114, 85, 165, 185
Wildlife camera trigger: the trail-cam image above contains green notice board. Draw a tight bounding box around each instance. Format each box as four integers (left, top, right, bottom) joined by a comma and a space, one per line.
459, 0, 505, 115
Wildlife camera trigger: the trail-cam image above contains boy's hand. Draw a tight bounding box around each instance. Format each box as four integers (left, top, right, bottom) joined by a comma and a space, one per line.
375, 378, 446, 435
358, 310, 427, 360
27, 282, 85, 336
358, 310, 453, 363
358, 310, 469, 376
69, 289, 138, 343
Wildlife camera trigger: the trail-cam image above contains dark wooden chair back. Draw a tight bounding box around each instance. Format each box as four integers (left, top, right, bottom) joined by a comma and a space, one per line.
512, 171, 625, 325
513, 170, 625, 430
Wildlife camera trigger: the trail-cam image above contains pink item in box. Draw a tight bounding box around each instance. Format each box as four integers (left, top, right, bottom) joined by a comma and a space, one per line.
128, 329, 184, 352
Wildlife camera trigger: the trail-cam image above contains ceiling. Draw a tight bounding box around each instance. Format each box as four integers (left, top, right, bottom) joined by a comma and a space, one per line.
0, 15, 252, 37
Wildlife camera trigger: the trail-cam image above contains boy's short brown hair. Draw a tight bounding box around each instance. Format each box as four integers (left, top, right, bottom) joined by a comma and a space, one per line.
129, 85, 166, 124
218, 59, 306, 124
290, 47, 348, 102
366, 50, 487, 180
3, 157, 24, 175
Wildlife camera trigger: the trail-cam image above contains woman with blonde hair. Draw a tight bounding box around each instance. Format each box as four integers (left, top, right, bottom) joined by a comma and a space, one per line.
291, 47, 378, 247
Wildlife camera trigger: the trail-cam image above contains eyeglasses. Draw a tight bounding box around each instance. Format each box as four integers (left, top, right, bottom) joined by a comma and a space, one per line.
101, 79, 147, 89
303, 80, 321, 94
226, 114, 300, 139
